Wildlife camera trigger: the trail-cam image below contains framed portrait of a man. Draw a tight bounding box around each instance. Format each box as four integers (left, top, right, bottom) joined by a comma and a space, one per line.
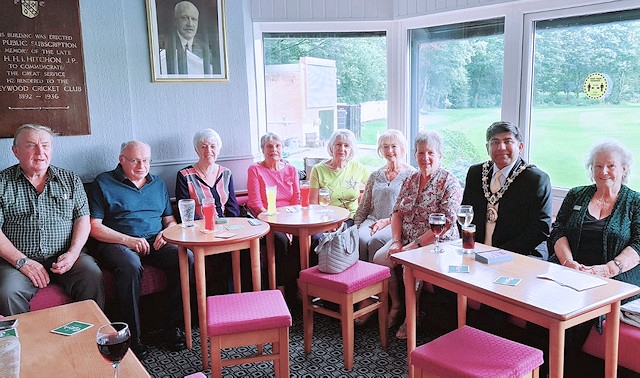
146, 0, 227, 81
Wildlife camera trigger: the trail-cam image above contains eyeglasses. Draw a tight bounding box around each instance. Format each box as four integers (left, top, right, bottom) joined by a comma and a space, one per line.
120, 155, 152, 165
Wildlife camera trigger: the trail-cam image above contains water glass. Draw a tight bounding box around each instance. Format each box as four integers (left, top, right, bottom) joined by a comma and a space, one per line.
178, 199, 195, 227
0, 336, 20, 378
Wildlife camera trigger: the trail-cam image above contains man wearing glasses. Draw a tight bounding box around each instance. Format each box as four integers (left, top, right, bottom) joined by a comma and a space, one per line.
88, 140, 193, 359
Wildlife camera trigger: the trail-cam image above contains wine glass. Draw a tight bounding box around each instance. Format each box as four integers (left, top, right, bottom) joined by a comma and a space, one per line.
429, 213, 447, 253
457, 205, 474, 228
318, 188, 331, 213
97, 322, 131, 378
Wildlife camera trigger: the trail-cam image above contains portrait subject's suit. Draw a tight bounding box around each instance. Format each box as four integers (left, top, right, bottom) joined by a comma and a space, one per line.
462, 157, 552, 259
160, 32, 215, 75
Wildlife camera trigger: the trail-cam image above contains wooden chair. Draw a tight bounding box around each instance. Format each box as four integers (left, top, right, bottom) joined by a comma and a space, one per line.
298, 261, 390, 370
206, 290, 291, 378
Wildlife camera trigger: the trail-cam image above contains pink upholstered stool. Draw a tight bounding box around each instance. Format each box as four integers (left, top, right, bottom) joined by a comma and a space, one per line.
206, 290, 292, 378
582, 319, 640, 374
298, 261, 390, 370
410, 325, 543, 377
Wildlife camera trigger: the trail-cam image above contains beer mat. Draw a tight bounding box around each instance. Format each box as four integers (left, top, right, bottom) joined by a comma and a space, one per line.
225, 224, 244, 230
51, 321, 93, 336
448, 265, 470, 273
215, 232, 237, 239
494, 276, 521, 286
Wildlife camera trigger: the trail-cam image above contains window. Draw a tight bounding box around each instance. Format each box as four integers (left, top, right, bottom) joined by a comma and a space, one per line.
530, 9, 640, 189
409, 19, 505, 182
262, 32, 387, 171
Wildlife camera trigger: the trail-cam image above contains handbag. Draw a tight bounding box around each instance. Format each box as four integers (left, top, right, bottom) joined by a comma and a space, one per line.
315, 223, 359, 273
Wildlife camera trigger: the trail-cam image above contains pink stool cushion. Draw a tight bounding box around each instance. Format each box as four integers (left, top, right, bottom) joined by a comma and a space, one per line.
30, 283, 72, 312
411, 325, 543, 377
207, 290, 292, 336
582, 319, 640, 373
298, 261, 390, 294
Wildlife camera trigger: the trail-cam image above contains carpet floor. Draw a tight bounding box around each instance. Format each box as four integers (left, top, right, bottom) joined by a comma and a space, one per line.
138, 306, 436, 378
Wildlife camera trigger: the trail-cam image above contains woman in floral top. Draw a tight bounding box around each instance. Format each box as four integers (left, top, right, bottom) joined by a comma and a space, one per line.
372, 130, 462, 339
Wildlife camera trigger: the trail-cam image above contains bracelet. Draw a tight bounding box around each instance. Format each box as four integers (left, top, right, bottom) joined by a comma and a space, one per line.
391, 239, 401, 244
561, 258, 573, 266
414, 238, 422, 248
613, 258, 623, 274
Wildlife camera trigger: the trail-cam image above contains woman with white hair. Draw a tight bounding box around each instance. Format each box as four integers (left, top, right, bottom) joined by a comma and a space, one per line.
175, 128, 240, 219
549, 140, 640, 294
175, 129, 241, 294
309, 129, 369, 219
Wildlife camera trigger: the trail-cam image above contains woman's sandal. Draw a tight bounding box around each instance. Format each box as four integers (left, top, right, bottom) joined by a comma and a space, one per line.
395, 322, 407, 340
387, 307, 400, 329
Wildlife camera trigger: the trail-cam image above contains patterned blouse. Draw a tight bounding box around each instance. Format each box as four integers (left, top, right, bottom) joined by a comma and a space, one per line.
175, 165, 239, 218
393, 167, 462, 245
354, 166, 416, 225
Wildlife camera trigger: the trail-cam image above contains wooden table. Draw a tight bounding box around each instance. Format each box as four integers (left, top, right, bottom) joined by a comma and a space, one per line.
163, 218, 270, 369
391, 242, 640, 378
4, 300, 149, 377
257, 205, 350, 289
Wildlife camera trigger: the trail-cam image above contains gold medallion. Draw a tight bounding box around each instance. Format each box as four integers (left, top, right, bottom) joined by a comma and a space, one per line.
486, 207, 498, 223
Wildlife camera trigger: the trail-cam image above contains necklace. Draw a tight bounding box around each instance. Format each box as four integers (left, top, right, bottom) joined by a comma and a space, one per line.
481, 160, 530, 223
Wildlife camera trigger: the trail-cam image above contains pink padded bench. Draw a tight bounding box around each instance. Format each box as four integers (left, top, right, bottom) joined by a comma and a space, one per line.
207, 290, 292, 378
410, 325, 543, 377
29, 265, 167, 312
298, 261, 390, 370
582, 319, 640, 374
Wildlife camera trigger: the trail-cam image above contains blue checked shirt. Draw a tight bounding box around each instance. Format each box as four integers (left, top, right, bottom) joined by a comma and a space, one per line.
0, 164, 89, 260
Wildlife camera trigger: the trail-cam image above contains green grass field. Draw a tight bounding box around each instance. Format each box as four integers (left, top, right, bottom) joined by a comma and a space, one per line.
355, 105, 640, 190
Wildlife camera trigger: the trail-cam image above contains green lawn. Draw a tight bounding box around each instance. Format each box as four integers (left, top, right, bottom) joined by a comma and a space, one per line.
353, 105, 640, 190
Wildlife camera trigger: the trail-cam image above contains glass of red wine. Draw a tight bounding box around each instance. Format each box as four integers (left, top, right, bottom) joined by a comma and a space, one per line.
429, 213, 447, 253
97, 322, 131, 378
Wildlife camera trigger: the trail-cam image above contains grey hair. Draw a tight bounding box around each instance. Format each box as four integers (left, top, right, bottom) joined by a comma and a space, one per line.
486, 121, 523, 143
327, 129, 357, 160
377, 129, 408, 158
174, 1, 198, 18
193, 129, 222, 153
414, 130, 443, 155
260, 132, 284, 150
13, 124, 54, 146
120, 141, 150, 154
585, 140, 633, 184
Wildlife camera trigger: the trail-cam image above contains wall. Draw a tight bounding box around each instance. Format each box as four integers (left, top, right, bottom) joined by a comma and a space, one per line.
0, 0, 256, 193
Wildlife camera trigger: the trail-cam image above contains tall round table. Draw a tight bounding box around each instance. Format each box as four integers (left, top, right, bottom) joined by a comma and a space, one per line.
163, 218, 270, 369
258, 205, 350, 289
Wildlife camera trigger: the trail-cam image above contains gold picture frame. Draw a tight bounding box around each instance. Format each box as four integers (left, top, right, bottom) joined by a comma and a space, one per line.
145, 0, 227, 82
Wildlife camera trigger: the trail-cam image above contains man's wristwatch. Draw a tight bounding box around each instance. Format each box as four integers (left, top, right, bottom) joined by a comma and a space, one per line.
15, 257, 28, 270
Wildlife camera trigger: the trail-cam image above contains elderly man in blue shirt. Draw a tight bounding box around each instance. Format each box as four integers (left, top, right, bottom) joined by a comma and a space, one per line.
88, 140, 193, 359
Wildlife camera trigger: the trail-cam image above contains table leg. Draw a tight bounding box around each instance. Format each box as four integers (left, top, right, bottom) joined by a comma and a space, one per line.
250, 238, 261, 291
193, 248, 209, 369
404, 267, 416, 378
177, 245, 192, 350
266, 231, 276, 290
548, 321, 565, 378
299, 229, 310, 271
605, 302, 621, 378
457, 295, 467, 328
231, 250, 241, 293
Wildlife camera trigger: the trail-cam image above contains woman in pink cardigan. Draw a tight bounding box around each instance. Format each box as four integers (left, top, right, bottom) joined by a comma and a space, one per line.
247, 132, 301, 302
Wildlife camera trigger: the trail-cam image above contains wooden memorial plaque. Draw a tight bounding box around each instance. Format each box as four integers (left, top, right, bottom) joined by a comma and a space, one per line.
0, 0, 90, 138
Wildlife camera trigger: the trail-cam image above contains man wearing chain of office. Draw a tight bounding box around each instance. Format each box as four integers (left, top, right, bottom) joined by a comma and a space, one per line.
462, 121, 552, 260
